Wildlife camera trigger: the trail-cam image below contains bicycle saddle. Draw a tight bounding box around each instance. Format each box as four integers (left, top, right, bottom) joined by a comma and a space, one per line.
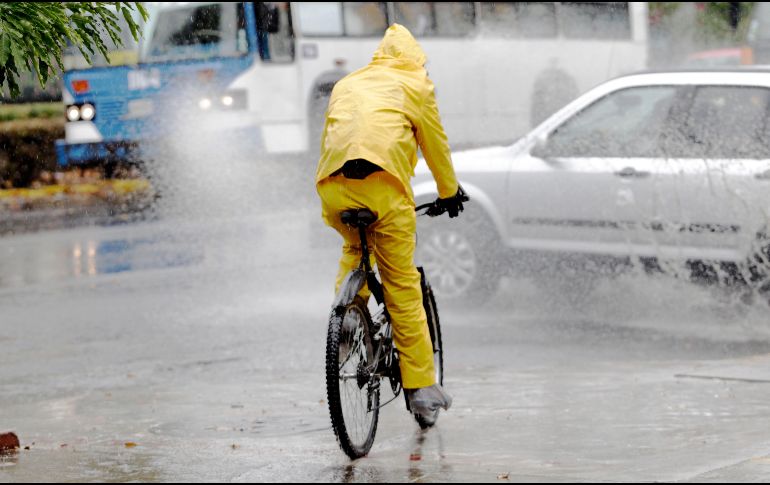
340, 209, 377, 228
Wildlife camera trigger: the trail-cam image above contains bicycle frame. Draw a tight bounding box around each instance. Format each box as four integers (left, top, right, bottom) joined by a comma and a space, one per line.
332, 223, 385, 310
332, 217, 404, 409
333, 202, 444, 309
326, 203, 453, 457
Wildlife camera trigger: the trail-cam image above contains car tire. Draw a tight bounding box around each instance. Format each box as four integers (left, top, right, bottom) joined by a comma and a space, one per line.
415, 205, 503, 305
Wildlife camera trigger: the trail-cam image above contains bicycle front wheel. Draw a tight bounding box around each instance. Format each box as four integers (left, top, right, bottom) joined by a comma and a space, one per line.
326, 296, 380, 459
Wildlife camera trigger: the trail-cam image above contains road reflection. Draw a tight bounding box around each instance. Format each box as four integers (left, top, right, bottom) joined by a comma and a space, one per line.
0, 233, 203, 290
328, 426, 451, 482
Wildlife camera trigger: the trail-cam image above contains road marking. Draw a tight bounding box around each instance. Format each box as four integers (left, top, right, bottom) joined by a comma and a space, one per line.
674, 374, 770, 384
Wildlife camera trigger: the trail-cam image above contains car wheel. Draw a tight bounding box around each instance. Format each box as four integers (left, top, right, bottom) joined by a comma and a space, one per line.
416, 206, 503, 304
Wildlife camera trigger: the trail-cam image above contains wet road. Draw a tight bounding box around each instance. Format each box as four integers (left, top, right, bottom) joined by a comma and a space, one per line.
3, 195, 770, 482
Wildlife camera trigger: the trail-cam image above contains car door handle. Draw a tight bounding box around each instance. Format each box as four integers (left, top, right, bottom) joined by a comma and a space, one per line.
614, 167, 650, 178
755, 170, 770, 181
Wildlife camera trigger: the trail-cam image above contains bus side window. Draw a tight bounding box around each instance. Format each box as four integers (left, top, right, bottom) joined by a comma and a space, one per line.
342, 3, 388, 36
433, 3, 475, 36
293, 2, 387, 37
394, 3, 435, 36
394, 3, 475, 37
255, 2, 295, 62
559, 2, 631, 40
480, 2, 557, 38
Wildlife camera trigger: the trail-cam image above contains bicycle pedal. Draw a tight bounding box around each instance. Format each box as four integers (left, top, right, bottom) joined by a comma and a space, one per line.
373, 325, 390, 342
372, 310, 387, 326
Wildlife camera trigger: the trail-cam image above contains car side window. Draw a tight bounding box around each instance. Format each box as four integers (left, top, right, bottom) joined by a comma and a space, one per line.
544, 86, 679, 158
674, 86, 770, 159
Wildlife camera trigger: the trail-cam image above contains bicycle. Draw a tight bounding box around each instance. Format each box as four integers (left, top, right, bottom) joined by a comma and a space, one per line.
325, 200, 457, 459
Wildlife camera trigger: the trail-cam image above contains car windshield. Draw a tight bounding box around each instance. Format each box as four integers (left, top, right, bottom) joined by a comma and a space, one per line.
141, 3, 246, 63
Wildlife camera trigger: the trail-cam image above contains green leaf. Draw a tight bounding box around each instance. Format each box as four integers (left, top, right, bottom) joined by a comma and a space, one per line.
122, 8, 138, 41
0, 1, 147, 99
0, 34, 10, 66
36, 58, 49, 86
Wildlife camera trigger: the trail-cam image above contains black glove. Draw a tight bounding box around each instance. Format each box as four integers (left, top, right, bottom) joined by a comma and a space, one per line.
430, 185, 469, 218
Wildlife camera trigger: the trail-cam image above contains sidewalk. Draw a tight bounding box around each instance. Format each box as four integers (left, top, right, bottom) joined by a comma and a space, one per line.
0, 179, 154, 235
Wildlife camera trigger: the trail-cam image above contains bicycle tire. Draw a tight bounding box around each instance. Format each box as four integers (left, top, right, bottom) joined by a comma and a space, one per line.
326, 296, 380, 459
412, 269, 445, 429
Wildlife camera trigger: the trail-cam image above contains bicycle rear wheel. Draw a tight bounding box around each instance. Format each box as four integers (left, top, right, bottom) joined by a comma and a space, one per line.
326, 296, 380, 459
413, 268, 445, 429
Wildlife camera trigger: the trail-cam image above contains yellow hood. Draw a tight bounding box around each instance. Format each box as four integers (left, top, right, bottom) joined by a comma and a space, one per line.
316, 23, 457, 200
372, 24, 427, 67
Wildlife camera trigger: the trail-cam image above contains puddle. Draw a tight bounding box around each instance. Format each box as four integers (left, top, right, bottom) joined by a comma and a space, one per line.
0, 233, 203, 290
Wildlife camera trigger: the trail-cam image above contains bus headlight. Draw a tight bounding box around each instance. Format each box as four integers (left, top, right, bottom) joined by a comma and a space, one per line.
80, 103, 96, 121
220, 89, 247, 110
198, 98, 212, 110
197, 91, 246, 111
66, 103, 97, 122
66, 105, 81, 122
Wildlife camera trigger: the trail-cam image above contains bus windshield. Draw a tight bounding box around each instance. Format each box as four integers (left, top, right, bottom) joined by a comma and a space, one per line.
142, 2, 247, 63
64, 14, 139, 70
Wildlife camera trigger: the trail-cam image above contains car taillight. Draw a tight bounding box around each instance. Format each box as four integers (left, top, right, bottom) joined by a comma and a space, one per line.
71, 79, 90, 94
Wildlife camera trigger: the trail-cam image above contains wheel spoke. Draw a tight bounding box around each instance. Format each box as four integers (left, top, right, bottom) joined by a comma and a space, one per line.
329, 302, 379, 454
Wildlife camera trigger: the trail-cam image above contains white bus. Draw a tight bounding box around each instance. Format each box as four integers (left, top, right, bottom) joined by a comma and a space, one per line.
294, 2, 649, 149
88, 2, 648, 161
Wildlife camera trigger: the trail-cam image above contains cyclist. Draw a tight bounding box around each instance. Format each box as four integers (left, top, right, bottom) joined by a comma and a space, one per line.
316, 23, 466, 425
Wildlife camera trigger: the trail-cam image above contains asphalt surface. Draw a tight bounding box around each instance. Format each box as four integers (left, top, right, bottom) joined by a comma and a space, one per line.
2, 180, 770, 482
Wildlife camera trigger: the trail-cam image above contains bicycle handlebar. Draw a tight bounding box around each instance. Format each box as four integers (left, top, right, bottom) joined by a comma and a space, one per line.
415, 201, 438, 214
415, 192, 471, 217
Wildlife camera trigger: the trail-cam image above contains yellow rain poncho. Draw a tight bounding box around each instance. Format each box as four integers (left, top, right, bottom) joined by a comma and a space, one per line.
316, 23, 458, 199
316, 24, 458, 389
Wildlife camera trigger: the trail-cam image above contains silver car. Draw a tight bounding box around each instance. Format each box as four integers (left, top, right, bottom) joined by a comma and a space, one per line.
413, 69, 770, 304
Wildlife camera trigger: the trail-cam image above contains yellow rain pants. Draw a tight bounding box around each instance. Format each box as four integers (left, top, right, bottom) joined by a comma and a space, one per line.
317, 171, 435, 389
